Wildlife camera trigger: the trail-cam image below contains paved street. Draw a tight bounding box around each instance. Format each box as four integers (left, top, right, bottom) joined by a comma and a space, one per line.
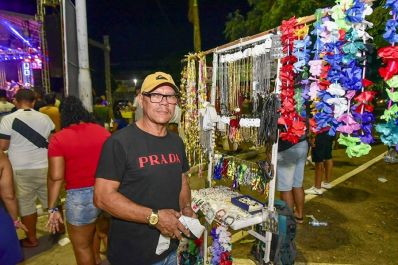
296, 157, 398, 264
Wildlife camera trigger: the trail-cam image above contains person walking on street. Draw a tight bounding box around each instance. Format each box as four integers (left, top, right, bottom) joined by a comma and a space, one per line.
95, 71, 194, 265
0, 89, 55, 247
0, 151, 27, 265
47, 96, 110, 265
0, 89, 14, 120
305, 131, 334, 195
110, 103, 129, 132
33, 87, 46, 111
93, 97, 111, 128
277, 137, 309, 223
39, 93, 61, 132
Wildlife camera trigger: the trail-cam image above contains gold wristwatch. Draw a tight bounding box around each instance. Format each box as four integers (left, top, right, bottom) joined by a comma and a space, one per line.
148, 209, 159, 226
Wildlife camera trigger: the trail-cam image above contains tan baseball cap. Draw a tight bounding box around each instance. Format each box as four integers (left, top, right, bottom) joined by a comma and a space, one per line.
141, 72, 179, 94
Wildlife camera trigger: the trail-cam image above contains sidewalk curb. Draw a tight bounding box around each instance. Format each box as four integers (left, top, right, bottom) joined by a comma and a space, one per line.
304, 151, 387, 203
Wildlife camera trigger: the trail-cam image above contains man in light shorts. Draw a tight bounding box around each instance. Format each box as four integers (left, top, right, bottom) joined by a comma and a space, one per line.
277, 137, 309, 223
0, 89, 55, 247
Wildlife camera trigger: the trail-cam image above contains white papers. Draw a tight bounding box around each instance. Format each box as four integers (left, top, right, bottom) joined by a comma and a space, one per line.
155, 234, 170, 255
155, 215, 205, 254
179, 215, 205, 239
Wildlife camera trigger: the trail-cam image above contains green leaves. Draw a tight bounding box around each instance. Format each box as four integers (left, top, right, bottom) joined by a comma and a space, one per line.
224, 0, 335, 41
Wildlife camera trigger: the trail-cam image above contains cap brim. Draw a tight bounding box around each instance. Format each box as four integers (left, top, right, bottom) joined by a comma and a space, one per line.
148, 82, 180, 95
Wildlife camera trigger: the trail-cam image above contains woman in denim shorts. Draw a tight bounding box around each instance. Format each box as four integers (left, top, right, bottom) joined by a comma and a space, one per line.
47, 96, 110, 264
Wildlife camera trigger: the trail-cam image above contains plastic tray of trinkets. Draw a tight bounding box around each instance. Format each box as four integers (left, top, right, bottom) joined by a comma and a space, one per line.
231, 195, 265, 214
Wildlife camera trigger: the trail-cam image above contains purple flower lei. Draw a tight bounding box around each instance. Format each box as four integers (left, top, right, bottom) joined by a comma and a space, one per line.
321, 18, 343, 135
307, 12, 327, 133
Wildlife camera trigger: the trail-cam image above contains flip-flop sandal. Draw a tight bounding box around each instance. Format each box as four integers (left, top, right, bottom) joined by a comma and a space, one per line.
295, 216, 304, 224
21, 238, 39, 248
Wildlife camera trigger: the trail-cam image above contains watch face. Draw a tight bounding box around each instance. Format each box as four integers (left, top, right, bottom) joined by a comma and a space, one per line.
149, 214, 159, 225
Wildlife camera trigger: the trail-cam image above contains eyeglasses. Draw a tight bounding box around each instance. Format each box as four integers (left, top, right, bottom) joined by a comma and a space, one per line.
142, 92, 179, 104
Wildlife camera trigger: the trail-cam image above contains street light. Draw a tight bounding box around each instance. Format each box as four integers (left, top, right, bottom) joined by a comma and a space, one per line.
133, 78, 137, 87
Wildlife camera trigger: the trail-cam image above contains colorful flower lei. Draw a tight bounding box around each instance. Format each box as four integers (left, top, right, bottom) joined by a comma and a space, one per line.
376, 0, 398, 150
210, 225, 232, 265
316, 14, 340, 136
293, 27, 312, 118
306, 10, 327, 134
178, 238, 204, 265
322, 0, 374, 157
278, 17, 306, 143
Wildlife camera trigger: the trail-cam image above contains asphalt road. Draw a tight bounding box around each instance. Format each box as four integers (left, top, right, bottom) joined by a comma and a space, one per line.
296, 157, 398, 264
231, 143, 397, 265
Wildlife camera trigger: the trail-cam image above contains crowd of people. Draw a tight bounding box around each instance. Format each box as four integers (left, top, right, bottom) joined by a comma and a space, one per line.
0, 70, 393, 265
0, 71, 193, 265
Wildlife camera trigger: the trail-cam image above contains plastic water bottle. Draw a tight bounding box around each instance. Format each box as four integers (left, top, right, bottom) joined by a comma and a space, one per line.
309, 220, 328, 227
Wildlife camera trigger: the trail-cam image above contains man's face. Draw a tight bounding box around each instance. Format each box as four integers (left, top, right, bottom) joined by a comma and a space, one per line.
140, 85, 177, 125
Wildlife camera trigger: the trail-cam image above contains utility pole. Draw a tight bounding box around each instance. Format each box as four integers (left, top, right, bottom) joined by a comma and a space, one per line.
88, 36, 113, 117
188, 0, 202, 52
76, 0, 93, 111
103, 35, 112, 117
193, 0, 201, 52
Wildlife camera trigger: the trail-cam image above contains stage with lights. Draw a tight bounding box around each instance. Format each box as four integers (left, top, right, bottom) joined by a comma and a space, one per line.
0, 10, 43, 98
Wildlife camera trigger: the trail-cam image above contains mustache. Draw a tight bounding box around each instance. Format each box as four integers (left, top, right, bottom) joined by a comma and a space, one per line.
155, 108, 172, 113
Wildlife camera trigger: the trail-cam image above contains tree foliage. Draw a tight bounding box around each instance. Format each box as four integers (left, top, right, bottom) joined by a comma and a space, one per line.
223, 0, 392, 87
367, 0, 390, 49
224, 0, 335, 41
224, 0, 389, 49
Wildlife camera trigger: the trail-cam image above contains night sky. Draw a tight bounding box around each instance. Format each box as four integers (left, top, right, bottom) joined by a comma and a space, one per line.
1, 0, 249, 90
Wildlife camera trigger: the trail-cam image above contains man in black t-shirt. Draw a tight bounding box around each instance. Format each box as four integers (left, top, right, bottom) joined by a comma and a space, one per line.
94, 72, 194, 265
